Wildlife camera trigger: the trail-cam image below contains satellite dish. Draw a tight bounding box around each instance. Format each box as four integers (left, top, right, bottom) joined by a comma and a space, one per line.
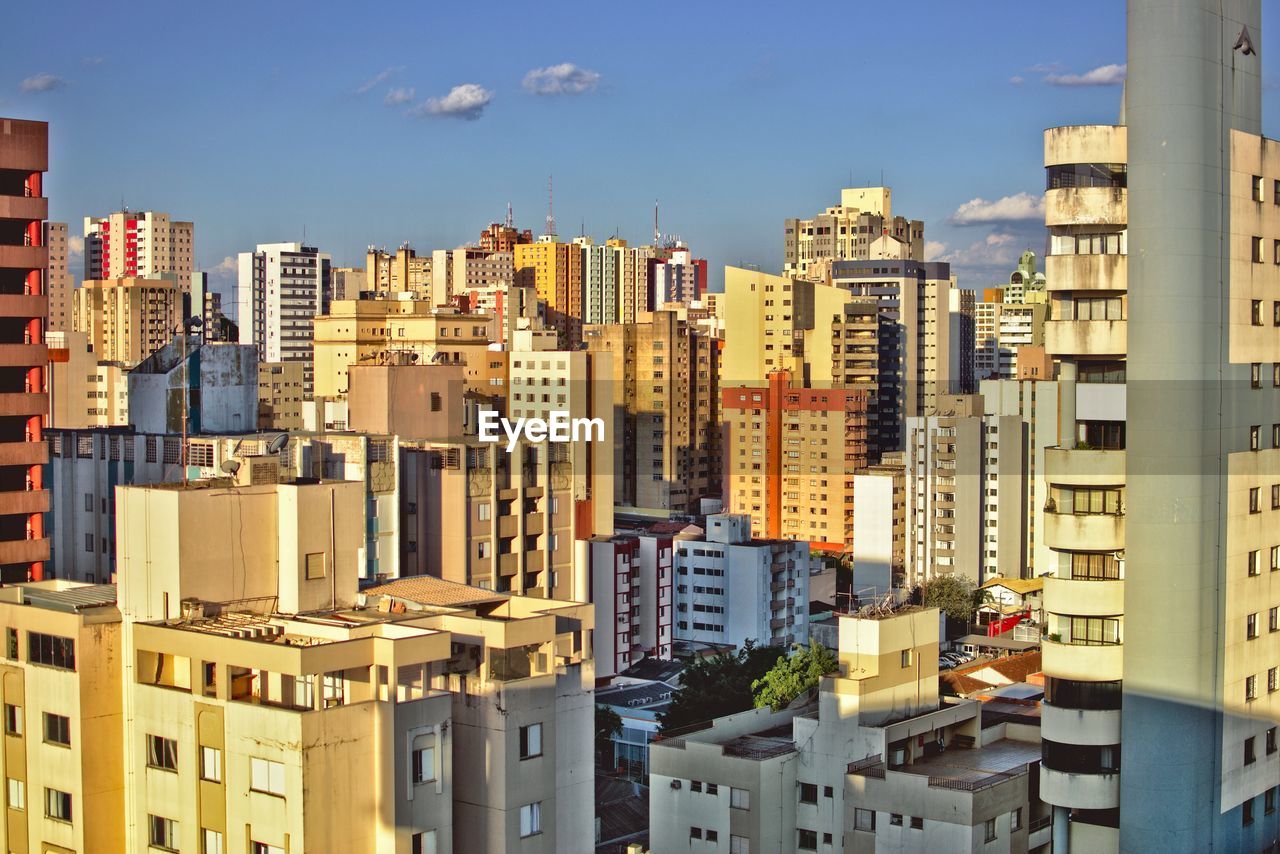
266, 434, 289, 454
220, 460, 241, 475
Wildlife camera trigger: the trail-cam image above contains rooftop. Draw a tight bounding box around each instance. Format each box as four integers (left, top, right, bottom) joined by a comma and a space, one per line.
9, 581, 117, 613
979, 576, 1044, 595
883, 738, 1041, 788
363, 575, 508, 608
596, 679, 678, 712
719, 723, 797, 760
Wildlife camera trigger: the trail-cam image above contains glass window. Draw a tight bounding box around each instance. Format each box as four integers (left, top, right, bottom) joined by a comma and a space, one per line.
201, 746, 222, 782
6, 778, 23, 810
43, 713, 70, 746
519, 802, 542, 838
147, 735, 177, 771
731, 787, 751, 810
412, 746, 436, 784
985, 818, 997, 842
44, 787, 72, 822
519, 723, 542, 759
250, 757, 285, 795
27, 632, 75, 670
149, 815, 178, 852
203, 829, 224, 854
854, 808, 876, 831
4, 703, 20, 735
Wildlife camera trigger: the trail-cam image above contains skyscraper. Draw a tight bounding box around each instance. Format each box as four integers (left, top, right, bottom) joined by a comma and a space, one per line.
236, 243, 331, 398
82, 210, 193, 280
0, 118, 50, 582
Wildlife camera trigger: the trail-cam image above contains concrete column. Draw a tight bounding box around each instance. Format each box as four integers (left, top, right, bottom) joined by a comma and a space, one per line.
1053, 805, 1070, 854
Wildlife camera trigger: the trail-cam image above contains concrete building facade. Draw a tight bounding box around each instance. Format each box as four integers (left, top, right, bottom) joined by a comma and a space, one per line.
82, 210, 193, 281
236, 243, 331, 398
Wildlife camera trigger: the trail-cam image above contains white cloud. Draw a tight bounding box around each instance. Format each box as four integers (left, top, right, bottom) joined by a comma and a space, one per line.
384, 87, 415, 106
408, 84, 493, 120
522, 63, 601, 96
1026, 62, 1062, 74
356, 67, 402, 94
82, 56, 104, 66
1045, 63, 1126, 87
20, 73, 65, 94
937, 232, 1021, 269
923, 240, 948, 262
951, 192, 1044, 225
1009, 75, 1025, 85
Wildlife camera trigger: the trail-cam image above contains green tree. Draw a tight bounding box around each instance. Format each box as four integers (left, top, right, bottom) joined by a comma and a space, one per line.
751, 639, 839, 711
921, 575, 982, 624
595, 704, 622, 766
658, 642, 781, 734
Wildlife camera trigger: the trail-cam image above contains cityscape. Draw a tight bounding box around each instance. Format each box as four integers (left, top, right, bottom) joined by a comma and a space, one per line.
1, 1, 1279, 852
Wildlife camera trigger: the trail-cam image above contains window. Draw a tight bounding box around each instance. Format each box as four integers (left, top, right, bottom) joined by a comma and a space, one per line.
305, 552, 326, 580
45, 787, 71, 822
890, 813, 903, 826
1012, 807, 1023, 830
4, 704, 20, 735
900, 649, 914, 668
519, 723, 542, 759
250, 757, 285, 795
412, 746, 436, 784
149, 815, 178, 851
1248, 613, 1259, 639
706, 783, 719, 796
1273, 609, 1279, 633
478, 503, 491, 521
519, 802, 542, 837
410, 830, 438, 854
147, 735, 177, 771
1253, 364, 1263, 388
201, 746, 222, 782
690, 780, 702, 792
730, 836, 750, 854
1244, 797, 1255, 826
1269, 727, 1278, 755
1251, 487, 1261, 513
854, 808, 876, 831
798, 782, 817, 804
1246, 736, 1258, 765
6, 778, 23, 810
1273, 484, 1280, 509
1252, 426, 1261, 451
203, 829, 224, 854
43, 713, 70, 746
1248, 550, 1262, 577
28, 632, 75, 670
1247, 675, 1259, 702
730, 787, 750, 810
5, 628, 15, 660
707, 830, 719, 843
798, 829, 818, 850
985, 817, 997, 842
1268, 788, 1277, 815
910, 816, 923, 829
1253, 175, 1264, 201
690, 828, 702, 840
1255, 301, 1266, 325
1253, 236, 1264, 262
250, 844, 283, 854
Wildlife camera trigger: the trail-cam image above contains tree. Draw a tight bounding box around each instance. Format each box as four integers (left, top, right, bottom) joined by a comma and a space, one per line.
921, 575, 982, 624
751, 639, 839, 711
658, 642, 782, 734
595, 704, 622, 767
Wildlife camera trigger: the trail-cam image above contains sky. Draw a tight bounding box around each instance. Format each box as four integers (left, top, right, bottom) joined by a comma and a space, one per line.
5, 1, 1280, 299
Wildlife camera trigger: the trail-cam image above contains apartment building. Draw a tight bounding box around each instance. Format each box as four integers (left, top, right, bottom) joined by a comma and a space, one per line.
46, 428, 404, 583
650, 605, 1049, 854
0, 117, 51, 582
583, 309, 719, 515
852, 462, 906, 597
673, 513, 809, 651
438, 248, 517, 310
950, 287, 977, 394
109, 477, 595, 853
235, 242, 331, 398
478, 220, 533, 254
44, 222, 71, 332
46, 330, 129, 430
257, 361, 304, 430
722, 370, 868, 552
583, 532, 675, 680
783, 186, 926, 280
311, 300, 493, 400
0, 581, 123, 853
830, 259, 955, 432
71, 274, 183, 367
82, 210, 193, 281
650, 246, 706, 306
514, 240, 584, 347
366, 245, 432, 297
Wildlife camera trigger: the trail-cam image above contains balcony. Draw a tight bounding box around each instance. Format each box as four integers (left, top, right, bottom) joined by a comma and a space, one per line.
1046, 253, 1126, 293
0, 245, 47, 271
0, 294, 46, 319
1043, 511, 1125, 552
1044, 187, 1127, 228
0, 441, 47, 467
0, 489, 49, 516
1044, 125, 1127, 168
0, 196, 48, 222
1042, 705, 1122, 746
1045, 447, 1125, 487
0, 344, 46, 368
1039, 764, 1119, 810
1042, 637, 1122, 682
1043, 577, 1124, 617
0, 537, 48, 565
0, 393, 46, 418
1045, 318, 1126, 356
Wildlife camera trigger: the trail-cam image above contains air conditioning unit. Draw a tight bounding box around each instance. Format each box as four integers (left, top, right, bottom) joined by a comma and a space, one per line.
670, 780, 682, 790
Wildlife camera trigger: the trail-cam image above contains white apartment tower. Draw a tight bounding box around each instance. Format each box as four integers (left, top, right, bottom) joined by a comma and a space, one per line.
237, 243, 332, 398
83, 210, 194, 281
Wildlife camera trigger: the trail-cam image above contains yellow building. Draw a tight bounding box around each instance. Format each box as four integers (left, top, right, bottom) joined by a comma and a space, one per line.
257, 361, 305, 431
366, 246, 432, 298
311, 300, 495, 399
514, 241, 583, 347
0, 581, 123, 854
71, 275, 184, 367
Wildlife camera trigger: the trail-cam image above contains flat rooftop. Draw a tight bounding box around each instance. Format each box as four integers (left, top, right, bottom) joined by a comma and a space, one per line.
363, 575, 508, 608
895, 738, 1040, 784
13, 581, 117, 613
719, 723, 796, 760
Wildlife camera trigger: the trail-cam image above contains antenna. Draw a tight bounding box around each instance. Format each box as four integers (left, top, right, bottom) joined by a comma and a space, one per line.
654, 199, 660, 245
505, 202, 513, 229
545, 175, 556, 237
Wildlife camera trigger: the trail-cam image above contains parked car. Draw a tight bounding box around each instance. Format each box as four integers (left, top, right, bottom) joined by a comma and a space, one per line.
938, 657, 954, 670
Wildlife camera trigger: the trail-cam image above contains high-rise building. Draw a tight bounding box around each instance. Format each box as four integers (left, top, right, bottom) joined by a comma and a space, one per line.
949, 287, 977, 393
0, 118, 50, 582
722, 370, 868, 552
478, 219, 533, 254
257, 361, 305, 430
236, 243, 331, 398
783, 186, 926, 280
975, 252, 1049, 381
514, 240, 584, 347
330, 265, 364, 302
851, 462, 906, 596
366, 245, 432, 297
584, 309, 719, 514
46, 330, 130, 428
72, 275, 184, 366
82, 210, 193, 281
127, 337, 259, 435
650, 246, 706, 307
45, 221, 72, 331
578, 237, 619, 325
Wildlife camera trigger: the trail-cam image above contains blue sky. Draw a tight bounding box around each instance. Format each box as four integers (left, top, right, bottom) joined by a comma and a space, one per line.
6, 1, 1278, 296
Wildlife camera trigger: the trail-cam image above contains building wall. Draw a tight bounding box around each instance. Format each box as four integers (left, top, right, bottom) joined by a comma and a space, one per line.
45, 222, 71, 332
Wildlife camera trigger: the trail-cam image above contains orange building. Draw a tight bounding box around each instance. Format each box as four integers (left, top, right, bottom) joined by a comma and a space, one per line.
514, 241, 583, 347
722, 370, 868, 553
